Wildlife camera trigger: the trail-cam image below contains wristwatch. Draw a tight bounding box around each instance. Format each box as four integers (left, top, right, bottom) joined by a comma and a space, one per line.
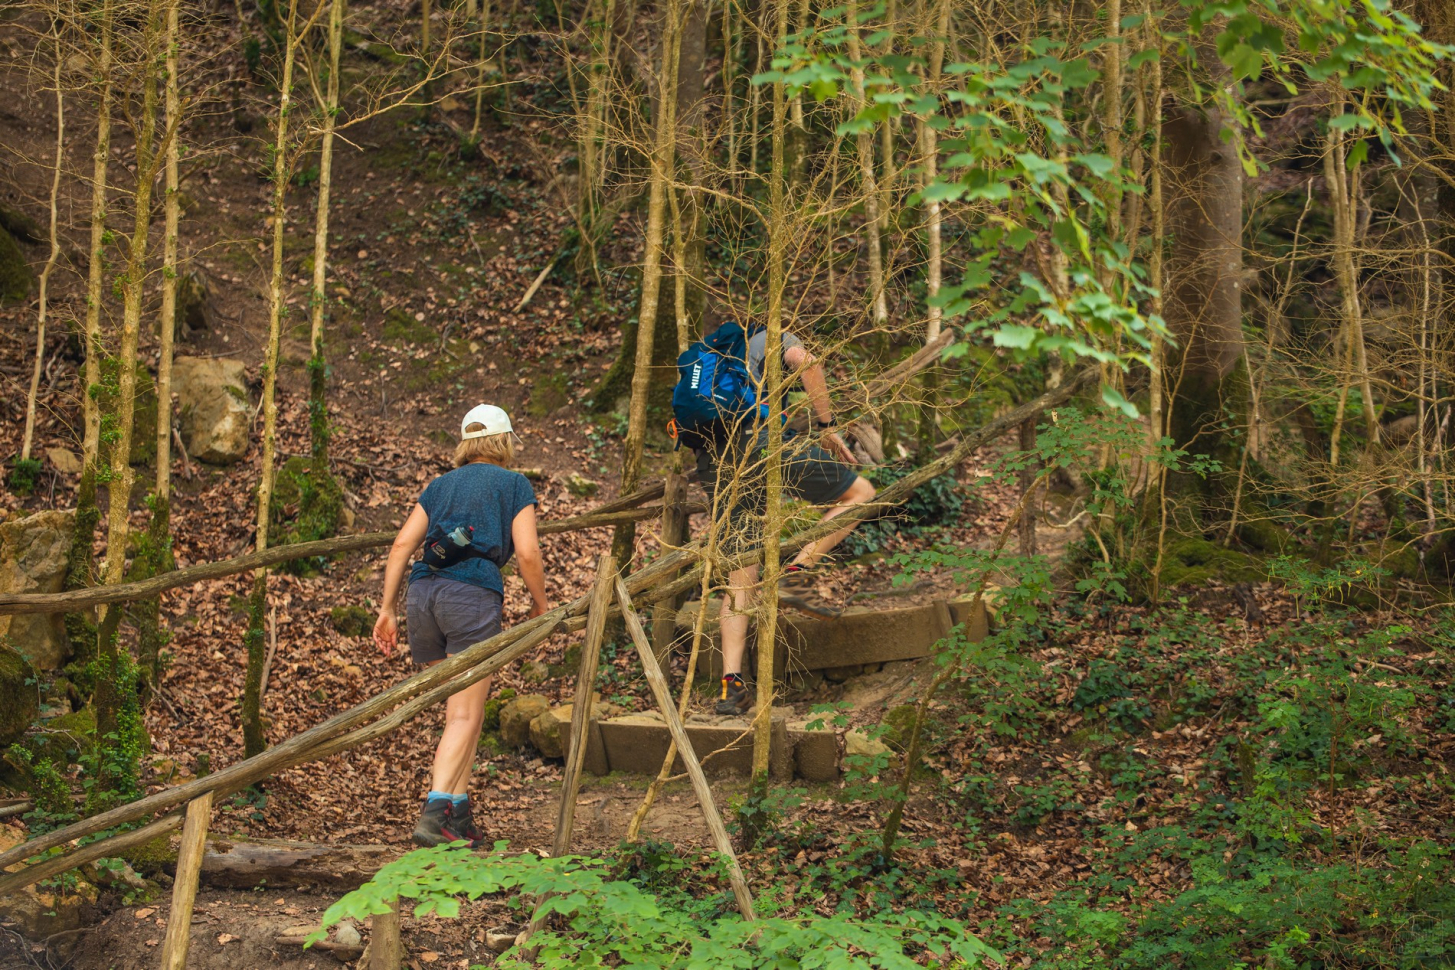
814, 416, 836, 430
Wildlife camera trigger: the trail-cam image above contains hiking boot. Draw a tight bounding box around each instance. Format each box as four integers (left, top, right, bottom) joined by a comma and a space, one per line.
452, 797, 485, 846
715, 673, 751, 715
412, 798, 477, 848
777, 565, 841, 618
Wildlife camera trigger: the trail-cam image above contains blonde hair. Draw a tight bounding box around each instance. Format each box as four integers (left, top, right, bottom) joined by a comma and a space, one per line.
453, 426, 515, 468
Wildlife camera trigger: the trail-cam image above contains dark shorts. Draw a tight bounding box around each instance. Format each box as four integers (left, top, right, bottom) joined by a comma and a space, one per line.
694, 426, 859, 552
406, 576, 504, 665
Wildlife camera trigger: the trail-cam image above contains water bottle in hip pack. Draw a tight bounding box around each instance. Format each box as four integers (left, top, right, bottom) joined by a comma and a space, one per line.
669, 321, 767, 447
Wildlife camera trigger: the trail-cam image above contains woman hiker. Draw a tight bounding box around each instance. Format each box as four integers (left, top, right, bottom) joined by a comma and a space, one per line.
373, 404, 549, 847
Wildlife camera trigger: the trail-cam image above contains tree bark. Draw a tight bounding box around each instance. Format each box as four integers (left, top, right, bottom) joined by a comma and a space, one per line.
139, 0, 184, 684
21, 33, 64, 465
845, 0, 889, 331
752, 0, 791, 790
245, 0, 306, 758
1161, 101, 1244, 483
609, 0, 681, 572
97, 0, 165, 747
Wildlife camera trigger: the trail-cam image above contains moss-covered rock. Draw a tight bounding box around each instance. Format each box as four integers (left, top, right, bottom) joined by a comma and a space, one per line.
879, 704, 920, 752
1158, 537, 1266, 588
329, 605, 372, 637
0, 644, 37, 747
0, 226, 32, 304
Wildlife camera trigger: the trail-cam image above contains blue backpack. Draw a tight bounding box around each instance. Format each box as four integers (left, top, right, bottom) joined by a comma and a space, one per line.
670, 321, 767, 446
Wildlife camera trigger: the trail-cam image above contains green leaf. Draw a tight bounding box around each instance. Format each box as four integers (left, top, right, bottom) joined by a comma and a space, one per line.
992, 325, 1040, 350
1101, 384, 1139, 418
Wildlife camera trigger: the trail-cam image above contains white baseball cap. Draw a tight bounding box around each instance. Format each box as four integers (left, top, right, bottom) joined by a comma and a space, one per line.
460, 404, 514, 440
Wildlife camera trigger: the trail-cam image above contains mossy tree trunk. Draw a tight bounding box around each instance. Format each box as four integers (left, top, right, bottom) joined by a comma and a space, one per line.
97, 0, 165, 795
608, 0, 680, 574
69, 0, 117, 661
138, 0, 184, 687
1159, 101, 1244, 511
751, 0, 791, 796
244, 0, 307, 759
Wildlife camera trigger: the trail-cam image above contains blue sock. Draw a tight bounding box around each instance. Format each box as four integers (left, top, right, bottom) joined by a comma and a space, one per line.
451, 794, 469, 807
426, 790, 454, 804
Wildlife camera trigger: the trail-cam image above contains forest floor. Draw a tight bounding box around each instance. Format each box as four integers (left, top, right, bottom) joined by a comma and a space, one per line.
4, 9, 1455, 970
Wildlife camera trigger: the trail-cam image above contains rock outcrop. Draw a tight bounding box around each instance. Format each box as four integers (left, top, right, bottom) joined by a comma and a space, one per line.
173, 356, 251, 465
0, 643, 38, 746
0, 510, 76, 670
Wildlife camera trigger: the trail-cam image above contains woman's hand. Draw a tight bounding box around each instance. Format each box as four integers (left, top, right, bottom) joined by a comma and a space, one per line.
373, 609, 398, 657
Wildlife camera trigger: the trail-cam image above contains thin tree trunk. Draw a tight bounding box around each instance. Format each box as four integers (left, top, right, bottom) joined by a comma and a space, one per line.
845, 0, 889, 332
1324, 117, 1378, 464
139, 0, 184, 684
75, 0, 116, 598
309, 0, 345, 465
915, 0, 948, 455
244, 0, 304, 759
21, 33, 64, 465
608, 0, 680, 572
752, 0, 791, 789
98, 0, 165, 748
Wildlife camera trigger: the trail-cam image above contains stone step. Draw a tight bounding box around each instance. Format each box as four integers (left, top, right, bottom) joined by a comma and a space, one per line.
577, 597, 990, 781
674, 596, 989, 682
580, 711, 841, 782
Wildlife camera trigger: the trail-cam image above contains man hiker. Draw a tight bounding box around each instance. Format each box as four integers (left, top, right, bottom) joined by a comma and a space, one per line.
373, 404, 550, 847
674, 319, 876, 716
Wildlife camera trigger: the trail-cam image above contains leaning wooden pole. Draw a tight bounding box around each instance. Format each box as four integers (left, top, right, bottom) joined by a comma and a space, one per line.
616, 577, 756, 921
0, 499, 680, 616
158, 791, 214, 970
550, 554, 616, 856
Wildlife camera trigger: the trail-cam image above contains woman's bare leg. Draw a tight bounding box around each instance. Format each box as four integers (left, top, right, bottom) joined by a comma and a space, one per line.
428, 671, 491, 795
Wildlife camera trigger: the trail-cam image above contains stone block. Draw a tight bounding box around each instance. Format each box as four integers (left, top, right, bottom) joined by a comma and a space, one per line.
0, 509, 76, 670
596, 714, 788, 779
697, 601, 959, 682
789, 724, 840, 782
947, 596, 990, 640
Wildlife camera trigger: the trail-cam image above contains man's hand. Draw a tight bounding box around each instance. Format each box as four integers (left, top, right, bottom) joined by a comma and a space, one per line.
373, 610, 398, 657
528, 600, 550, 619
822, 430, 857, 466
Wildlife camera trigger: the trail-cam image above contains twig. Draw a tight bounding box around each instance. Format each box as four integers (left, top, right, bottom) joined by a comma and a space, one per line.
513, 257, 559, 313
259, 606, 279, 702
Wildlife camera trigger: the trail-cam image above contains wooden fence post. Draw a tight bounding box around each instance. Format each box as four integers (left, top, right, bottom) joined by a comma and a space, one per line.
615, 576, 757, 922
159, 791, 213, 970
551, 553, 617, 857
368, 900, 404, 970
650, 471, 689, 662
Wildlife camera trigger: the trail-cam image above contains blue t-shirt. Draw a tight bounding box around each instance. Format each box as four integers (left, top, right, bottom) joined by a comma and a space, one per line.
408, 462, 538, 595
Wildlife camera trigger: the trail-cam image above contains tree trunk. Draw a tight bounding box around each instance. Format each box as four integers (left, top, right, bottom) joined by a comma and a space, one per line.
608, 0, 680, 572
245, 0, 305, 759
914, 0, 948, 456
1160, 101, 1244, 493
97, 0, 165, 751
139, 0, 184, 685
72, 0, 116, 614
21, 34, 64, 466
845, 0, 889, 332
308, 0, 345, 466
752, 0, 791, 791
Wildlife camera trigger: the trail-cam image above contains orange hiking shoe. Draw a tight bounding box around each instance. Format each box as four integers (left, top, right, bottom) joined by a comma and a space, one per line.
715, 673, 750, 715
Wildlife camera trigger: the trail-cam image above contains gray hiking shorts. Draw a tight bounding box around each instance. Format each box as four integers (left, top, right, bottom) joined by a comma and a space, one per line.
406, 576, 504, 665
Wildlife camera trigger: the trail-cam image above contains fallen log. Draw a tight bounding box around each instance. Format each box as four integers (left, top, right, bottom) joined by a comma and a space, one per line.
0, 368, 1095, 888
200, 838, 399, 890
